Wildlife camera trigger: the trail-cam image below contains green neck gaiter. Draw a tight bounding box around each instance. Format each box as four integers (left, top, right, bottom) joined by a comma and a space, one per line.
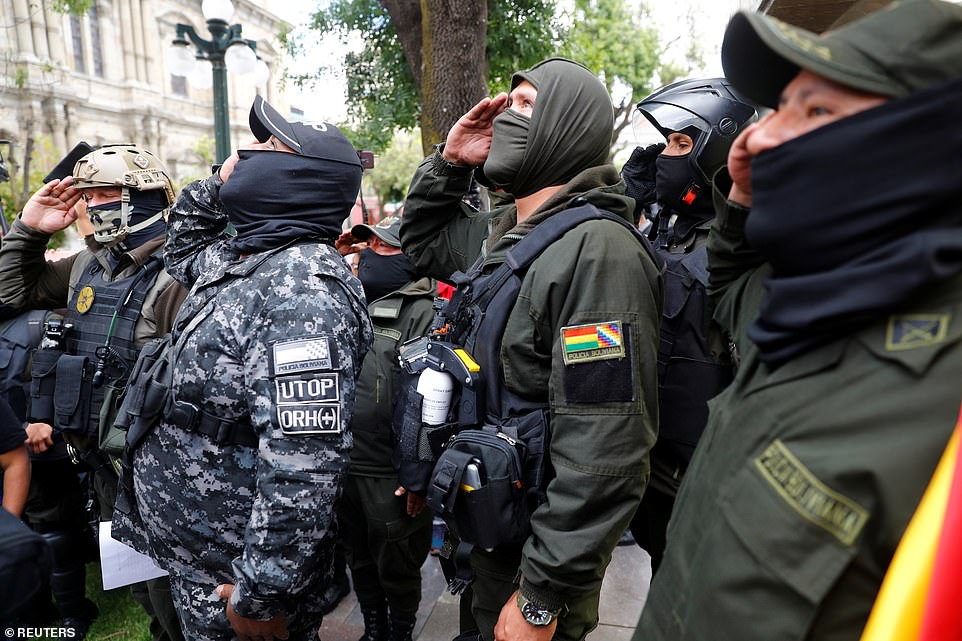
482, 57, 614, 198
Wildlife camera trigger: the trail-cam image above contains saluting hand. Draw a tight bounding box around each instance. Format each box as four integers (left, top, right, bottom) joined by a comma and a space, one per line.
335, 231, 367, 257
21, 177, 83, 234
216, 583, 290, 641
727, 112, 779, 208
442, 93, 509, 167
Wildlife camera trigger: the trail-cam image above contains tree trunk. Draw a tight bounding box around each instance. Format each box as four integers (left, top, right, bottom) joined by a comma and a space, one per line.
379, 0, 423, 89
379, 0, 488, 156
418, 0, 487, 155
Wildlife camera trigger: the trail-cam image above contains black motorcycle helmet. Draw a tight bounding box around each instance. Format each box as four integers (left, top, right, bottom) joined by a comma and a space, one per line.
633, 78, 758, 185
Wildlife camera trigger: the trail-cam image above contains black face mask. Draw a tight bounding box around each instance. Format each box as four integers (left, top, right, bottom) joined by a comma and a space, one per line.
743, 77, 962, 367
654, 154, 714, 242
357, 249, 418, 302
655, 155, 699, 209
220, 150, 361, 254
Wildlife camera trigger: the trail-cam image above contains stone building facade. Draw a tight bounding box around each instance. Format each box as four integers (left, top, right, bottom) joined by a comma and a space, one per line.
0, 0, 292, 185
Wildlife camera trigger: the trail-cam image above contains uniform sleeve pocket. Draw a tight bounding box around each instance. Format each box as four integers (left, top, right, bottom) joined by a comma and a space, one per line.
714, 452, 864, 637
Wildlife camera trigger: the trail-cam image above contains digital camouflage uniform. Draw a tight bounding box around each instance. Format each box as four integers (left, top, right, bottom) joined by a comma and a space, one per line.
401, 153, 661, 641
125, 175, 373, 641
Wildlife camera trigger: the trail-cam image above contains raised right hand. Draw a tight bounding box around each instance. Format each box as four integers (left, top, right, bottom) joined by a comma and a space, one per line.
442, 93, 509, 167
21, 177, 83, 234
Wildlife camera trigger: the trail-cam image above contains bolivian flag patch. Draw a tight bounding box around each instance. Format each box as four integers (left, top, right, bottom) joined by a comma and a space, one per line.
561, 321, 625, 365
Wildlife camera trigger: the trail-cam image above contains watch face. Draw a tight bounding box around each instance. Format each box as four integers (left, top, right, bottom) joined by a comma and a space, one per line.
521, 602, 554, 626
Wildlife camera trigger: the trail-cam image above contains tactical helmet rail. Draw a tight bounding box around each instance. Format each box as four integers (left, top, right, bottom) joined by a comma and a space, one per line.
72, 144, 175, 245
633, 78, 758, 184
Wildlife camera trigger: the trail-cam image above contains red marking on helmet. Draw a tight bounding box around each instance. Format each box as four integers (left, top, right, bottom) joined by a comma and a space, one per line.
683, 188, 698, 205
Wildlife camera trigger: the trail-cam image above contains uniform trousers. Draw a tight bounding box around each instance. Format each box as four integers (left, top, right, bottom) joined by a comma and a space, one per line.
338, 474, 432, 616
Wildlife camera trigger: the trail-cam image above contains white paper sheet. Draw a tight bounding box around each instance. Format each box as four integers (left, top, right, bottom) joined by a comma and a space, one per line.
99, 521, 168, 590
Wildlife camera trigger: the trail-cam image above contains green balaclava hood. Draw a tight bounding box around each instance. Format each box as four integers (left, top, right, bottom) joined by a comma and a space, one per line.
482, 57, 615, 198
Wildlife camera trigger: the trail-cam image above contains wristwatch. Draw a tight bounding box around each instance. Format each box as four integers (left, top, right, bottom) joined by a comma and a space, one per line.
516, 593, 560, 627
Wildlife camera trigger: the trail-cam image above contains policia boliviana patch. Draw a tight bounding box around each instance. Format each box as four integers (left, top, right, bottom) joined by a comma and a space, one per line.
560, 321, 625, 365
754, 439, 868, 546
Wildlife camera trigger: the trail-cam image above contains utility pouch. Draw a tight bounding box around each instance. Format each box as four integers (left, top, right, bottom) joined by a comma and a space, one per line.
98, 384, 127, 458
52, 354, 92, 435
27, 348, 64, 424
394, 370, 458, 495
427, 426, 529, 550
112, 335, 172, 527
113, 335, 173, 443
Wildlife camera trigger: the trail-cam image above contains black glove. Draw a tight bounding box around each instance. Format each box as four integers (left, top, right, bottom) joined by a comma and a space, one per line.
621, 143, 665, 221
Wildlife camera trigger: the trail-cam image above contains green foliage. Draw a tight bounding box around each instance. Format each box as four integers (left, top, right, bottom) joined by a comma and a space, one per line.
0, 136, 70, 248
559, 0, 702, 156
290, 0, 414, 151
50, 0, 94, 15
193, 134, 216, 167
367, 128, 424, 207
560, 0, 662, 104
485, 0, 561, 92
14, 66, 27, 89
293, 0, 558, 152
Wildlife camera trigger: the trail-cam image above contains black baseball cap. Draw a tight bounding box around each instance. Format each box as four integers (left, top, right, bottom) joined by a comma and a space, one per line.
352, 215, 402, 248
722, 0, 962, 108
249, 95, 361, 167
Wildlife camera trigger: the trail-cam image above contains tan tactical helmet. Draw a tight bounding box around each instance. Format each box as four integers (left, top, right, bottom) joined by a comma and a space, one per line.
72, 144, 175, 245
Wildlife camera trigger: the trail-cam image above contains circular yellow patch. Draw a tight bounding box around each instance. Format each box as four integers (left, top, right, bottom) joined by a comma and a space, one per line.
76, 286, 95, 313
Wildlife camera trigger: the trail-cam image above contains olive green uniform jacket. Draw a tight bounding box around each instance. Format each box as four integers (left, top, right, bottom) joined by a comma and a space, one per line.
0, 219, 185, 340
401, 151, 661, 638
341, 276, 437, 617
351, 276, 437, 477
635, 195, 962, 641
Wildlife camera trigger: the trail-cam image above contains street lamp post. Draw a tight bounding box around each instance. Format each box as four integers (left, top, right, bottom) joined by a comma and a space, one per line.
165, 0, 266, 163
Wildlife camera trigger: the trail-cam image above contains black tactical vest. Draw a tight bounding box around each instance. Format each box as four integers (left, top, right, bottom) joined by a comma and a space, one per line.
419, 204, 655, 555
449, 204, 653, 422
655, 229, 734, 466
54, 256, 162, 439
0, 309, 48, 421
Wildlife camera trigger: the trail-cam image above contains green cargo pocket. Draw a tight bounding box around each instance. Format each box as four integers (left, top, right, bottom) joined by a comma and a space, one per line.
713, 457, 863, 639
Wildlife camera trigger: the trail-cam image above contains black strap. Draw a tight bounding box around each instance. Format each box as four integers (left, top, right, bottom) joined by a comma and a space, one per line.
426, 448, 474, 514
438, 537, 475, 595
506, 204, 653, 271
167, 400, 258, 448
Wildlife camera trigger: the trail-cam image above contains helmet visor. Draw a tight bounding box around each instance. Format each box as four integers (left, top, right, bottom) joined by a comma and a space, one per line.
635, 102, 711, 140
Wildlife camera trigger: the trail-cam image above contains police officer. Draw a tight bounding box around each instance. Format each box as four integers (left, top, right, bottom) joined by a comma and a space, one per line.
621, 79, 756, 572
401, 58, 661, 641
119, 96, 373, 641
636, 1, 962, 639
0, 144, 186, 640
0, 308, 101, 632
335, 215, 436, 641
